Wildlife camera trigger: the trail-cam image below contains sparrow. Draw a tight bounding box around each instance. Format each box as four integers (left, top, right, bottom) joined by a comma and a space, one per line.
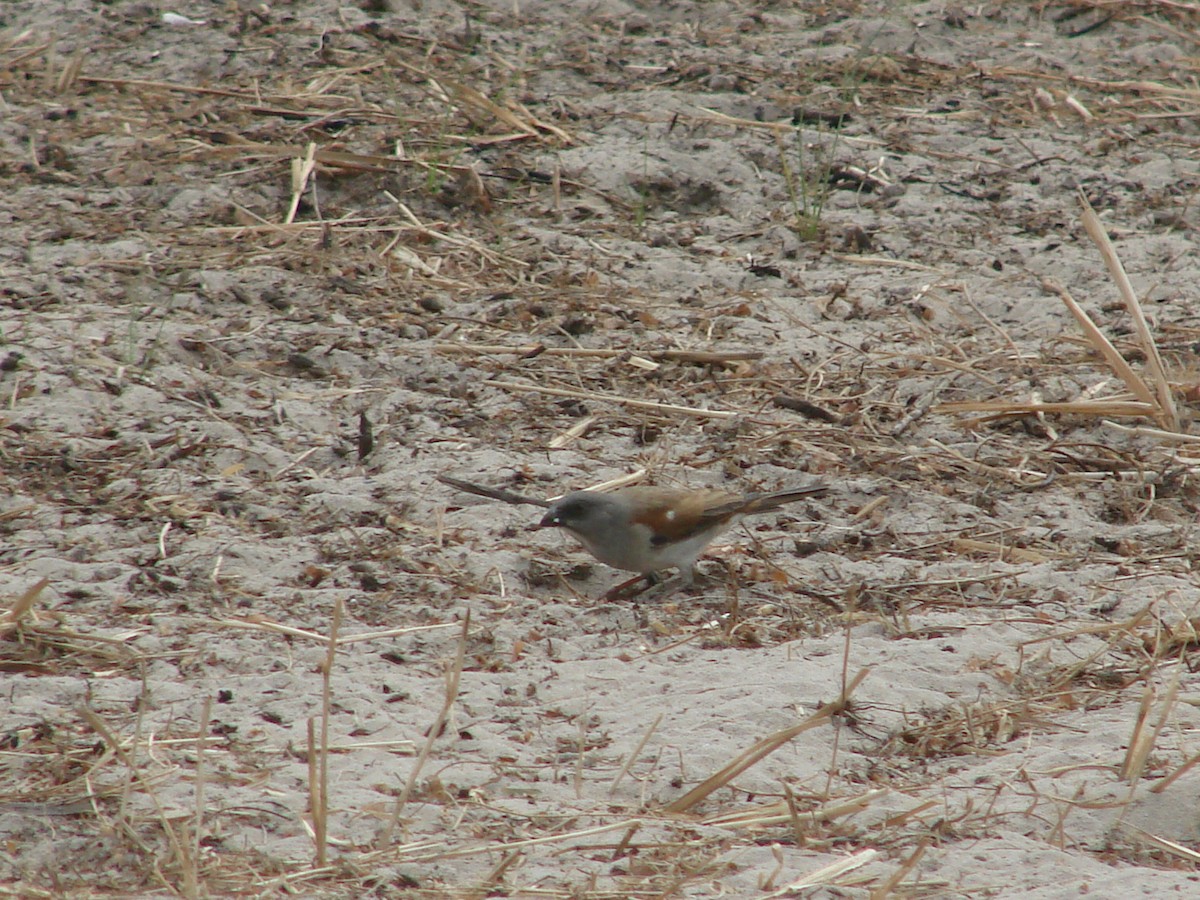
537, 484, 827, 596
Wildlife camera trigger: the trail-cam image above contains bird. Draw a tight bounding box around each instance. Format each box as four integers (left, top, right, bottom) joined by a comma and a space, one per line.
537, 484, 828, 597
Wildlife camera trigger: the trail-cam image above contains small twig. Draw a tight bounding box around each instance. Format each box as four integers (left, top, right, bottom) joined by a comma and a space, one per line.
611, 822, 641, 861
274, 446, 320, 480
891, 378, 947, 437
782, 782, 805, 846
574, 713, 587, 799
773, 394, 842, 423
437, 474, 550, 508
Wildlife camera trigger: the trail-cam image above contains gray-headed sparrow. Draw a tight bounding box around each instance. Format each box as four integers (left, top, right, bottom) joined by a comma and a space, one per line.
537, 484, 827, 593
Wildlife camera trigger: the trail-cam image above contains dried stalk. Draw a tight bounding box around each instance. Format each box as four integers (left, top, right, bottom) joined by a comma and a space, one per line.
663, 668, 868, 814
0, 577, 48, 636
310, 597, 344, 866
486, 380, 739, 420
379, 612, 470, 846
1079, 196, 1179, 430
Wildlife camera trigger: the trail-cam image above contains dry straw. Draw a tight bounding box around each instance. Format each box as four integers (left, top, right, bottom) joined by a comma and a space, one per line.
308, 597, 345, 866
663, 668, 868, 814
0, 577, 47, 637
940, 193, 1182, 433
378, 612, 470, 847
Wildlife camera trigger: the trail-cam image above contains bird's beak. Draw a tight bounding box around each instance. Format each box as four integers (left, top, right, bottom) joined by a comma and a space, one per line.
536, 511, 560, 529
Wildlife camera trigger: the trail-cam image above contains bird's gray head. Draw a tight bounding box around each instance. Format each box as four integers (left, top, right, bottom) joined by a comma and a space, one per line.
538, 491, 622, 534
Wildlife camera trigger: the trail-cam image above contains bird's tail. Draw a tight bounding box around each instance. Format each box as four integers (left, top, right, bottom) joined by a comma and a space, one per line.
743, 485, 829, 512
706, 484, 828, 519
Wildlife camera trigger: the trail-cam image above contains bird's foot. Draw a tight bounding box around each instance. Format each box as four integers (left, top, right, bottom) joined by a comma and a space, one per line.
601, 572, 659, 602
601, 570, 704, 602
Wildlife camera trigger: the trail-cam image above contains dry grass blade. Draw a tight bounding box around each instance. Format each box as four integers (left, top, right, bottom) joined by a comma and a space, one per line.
574, 470, 648, 494
663, 668, 868, 814
953, 537, 1071, 564
1149, 745, 1200, 795
926, 437, 1053, 487
937, 399, 1156, 420
80, 707, 193, 893
437, 75, 537, 135
189, 695, 212, 900
54, 49, 86, 93
1036, 605, 1153, 692
386, 198, 527, 267
434, 342, 764, 365
548, 414, 600, 448
703, 788, 888, 829
1119, 822, 1200, 864
468, 850, 522, 899
610, 712, 664, 794
1103, 420, 1200, 444
285, 142, 318, 225
310, 598, 344, 866
1121, 662, 1181, 784
486, 380, 740, 420
216, 615, 457, 644
0, 28, 38, 54
399, 819, 639, 864
80, 74, 343, 104
691, 105, 802, 134
203, 141, 412, 173
391, 58, 571, 143
1078, 193, 1179, 431
0, 503, 36, 522
0, 577, 48, 636
762, 848, 878, 897
1042, 279, 1157, 409
379, 612, 470, 847
869, 838, 929, 900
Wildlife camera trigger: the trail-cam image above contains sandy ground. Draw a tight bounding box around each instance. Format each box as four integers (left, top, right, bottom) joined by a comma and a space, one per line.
3, 0, 1200, 896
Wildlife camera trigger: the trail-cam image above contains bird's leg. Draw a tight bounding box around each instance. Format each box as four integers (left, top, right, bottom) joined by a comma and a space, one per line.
602, 564, 705, 602
602, 572, 658, 602
654, 561, 713, 599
